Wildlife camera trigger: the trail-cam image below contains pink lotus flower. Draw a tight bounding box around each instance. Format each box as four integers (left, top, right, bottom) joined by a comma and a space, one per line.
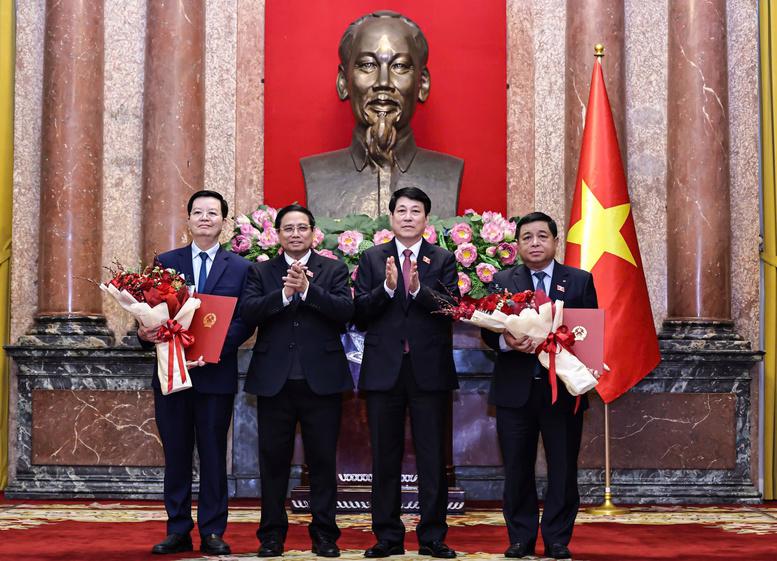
485, 245, 497, 257
251, 209, 270, 225
316, 248, 338, 260
312, 227, 325, 248
454, 243, 478, 268
464, 208, 476, 215
235, 214, 251, 225
231, 234, 251, 253
482, 211, 504, 224
257, 228, 279, 249
480, 221, 505, 244
256, 254, 270, 262
497, 242, 518, 265
422, 225, 438, 244
449, 222, 473, 245
373, 229, 394, 245
239, 222, 260, 238
338, 230, 364, 256
503, 220, 517, 242
265, 206, 278, 220
458, 272, 472, 295
476, 263, 497, 283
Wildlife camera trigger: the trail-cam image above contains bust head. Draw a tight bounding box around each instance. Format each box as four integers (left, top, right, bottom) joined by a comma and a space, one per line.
336, 11, 431, 164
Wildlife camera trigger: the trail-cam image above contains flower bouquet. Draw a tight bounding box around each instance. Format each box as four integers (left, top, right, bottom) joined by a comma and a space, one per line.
100, 261, 200, 395
436, 210, 519, 298
445, 289, 598, 399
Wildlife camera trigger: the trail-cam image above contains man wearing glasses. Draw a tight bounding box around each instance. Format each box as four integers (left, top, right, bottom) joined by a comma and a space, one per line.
240, 204, 354, 558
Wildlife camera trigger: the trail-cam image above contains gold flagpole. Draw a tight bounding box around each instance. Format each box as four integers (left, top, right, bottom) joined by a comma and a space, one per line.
585, 44, 629, 516
587, 402, 629, 515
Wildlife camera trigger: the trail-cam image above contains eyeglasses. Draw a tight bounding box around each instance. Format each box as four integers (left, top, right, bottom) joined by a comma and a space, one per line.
280, 224, 312, 234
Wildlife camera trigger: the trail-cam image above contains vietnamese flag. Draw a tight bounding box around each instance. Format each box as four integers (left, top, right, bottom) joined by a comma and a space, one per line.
565, 55, 660, 403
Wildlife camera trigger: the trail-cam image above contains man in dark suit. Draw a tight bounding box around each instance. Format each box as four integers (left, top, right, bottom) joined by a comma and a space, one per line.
482, 212, 598, 560
240, 204, 354, 558
354, 186, 459, 559
139, 190, 253, 556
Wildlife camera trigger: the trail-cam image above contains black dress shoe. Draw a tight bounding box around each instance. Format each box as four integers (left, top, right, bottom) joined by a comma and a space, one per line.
364, 541, 405, 558
418, 541, 457, 558
258, 540, 284, 557
545, 543, 572, 559
504, 542, 534, 558
151, 533, 193, 554
200, 534, 231, 555
312, 536, 340, 557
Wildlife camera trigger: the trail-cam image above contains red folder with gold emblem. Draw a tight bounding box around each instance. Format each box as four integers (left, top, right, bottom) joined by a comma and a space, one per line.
185, 293, 238, 363
563, 308, 605, 373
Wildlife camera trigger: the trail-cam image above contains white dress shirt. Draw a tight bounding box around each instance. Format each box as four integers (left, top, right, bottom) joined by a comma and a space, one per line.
282, 249, 312, 306
384, 238, 423, 298
191, 241, 220, 293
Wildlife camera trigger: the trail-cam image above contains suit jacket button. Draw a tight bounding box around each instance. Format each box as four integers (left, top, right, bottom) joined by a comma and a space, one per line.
289, 343, 295, 349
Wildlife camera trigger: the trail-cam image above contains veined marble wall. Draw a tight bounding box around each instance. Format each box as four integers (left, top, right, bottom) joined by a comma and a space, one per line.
8, 0, 762, 495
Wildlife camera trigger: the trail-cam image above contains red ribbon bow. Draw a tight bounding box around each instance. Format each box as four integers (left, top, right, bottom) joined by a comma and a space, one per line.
535, 325, 582, 413
157, 319, 195, 393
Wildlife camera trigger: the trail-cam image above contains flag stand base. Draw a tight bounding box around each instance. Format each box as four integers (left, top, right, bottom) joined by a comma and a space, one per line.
587, 490, 630, 515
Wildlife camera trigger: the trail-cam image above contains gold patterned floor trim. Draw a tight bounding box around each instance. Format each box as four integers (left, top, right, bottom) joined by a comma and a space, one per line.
1, 503, 776, 537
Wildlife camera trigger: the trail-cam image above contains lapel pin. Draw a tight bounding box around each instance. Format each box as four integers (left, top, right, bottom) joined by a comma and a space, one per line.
556, 284, 565, 293
422, 256, 431, 264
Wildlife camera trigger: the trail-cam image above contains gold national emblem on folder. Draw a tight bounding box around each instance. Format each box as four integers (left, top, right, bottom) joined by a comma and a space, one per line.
203, 312, 217, 329
572, 325, 588, 341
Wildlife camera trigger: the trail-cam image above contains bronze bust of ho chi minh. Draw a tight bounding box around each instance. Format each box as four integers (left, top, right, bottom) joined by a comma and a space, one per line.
301, 11, 463, 218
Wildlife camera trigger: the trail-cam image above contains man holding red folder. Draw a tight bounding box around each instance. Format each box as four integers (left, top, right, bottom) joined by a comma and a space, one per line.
138, 190, 253, 556
240, 204, 354, 558
481, 212, 598, 560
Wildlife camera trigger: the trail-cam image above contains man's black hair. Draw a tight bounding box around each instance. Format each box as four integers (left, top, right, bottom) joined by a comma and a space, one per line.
516, 211, 558, 238
274, 203, 316, 229
187, 190, 228, 218
388, 186, 432, 215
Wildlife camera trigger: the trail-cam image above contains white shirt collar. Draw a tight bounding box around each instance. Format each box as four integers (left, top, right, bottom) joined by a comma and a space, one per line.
191, 241, 220, 261
284, 249, 312, 266
527, 260, 555, 280
395, 238, 423, 260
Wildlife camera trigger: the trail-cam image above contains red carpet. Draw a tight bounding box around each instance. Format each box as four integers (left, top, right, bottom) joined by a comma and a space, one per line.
1, 500, 776, 560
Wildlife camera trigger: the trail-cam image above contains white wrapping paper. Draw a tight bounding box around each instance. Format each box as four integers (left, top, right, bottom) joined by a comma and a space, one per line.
100, 284, 201, 394
466, 300, 597, 396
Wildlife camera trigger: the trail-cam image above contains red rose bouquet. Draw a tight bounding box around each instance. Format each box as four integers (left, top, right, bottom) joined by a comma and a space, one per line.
100, 261, 201, 395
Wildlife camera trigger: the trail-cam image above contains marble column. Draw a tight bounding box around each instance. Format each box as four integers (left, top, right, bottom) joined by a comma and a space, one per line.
141, 0, 205, 262
665, 0, 730, 321
28, 0, 111, 345
564, 0, 626, 209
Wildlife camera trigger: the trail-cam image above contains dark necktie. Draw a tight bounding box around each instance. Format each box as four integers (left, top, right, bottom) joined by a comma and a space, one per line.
197, 251, 209, 293
533, 271, 547, 295
402, 249, 413, 295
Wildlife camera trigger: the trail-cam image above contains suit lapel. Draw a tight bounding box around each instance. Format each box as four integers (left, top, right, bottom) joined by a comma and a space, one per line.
548, 261, 569, 301
177, 246, 195, 287
203, 247, 229, 294
306, 251, 325, 285
512, 265, 534, 293
416, 239, 432, 283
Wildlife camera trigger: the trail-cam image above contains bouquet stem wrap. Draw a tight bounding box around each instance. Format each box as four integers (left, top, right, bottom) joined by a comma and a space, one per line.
158, 319, 195, 394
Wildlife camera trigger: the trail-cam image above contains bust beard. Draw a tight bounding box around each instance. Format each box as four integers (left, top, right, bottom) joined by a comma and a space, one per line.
364, 110, 401, 167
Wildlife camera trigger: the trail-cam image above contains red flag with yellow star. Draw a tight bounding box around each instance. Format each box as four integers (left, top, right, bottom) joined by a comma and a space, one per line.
565, 57, 660, 403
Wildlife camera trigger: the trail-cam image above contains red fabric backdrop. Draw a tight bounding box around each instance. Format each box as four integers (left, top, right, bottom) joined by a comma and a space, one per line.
263, 0, 506, 215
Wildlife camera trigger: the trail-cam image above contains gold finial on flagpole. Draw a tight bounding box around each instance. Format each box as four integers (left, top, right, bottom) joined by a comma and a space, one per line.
594, 43, 605, 57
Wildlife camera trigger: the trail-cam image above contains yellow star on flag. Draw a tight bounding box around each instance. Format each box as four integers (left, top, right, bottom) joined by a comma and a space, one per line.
567, 180, 637, 271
